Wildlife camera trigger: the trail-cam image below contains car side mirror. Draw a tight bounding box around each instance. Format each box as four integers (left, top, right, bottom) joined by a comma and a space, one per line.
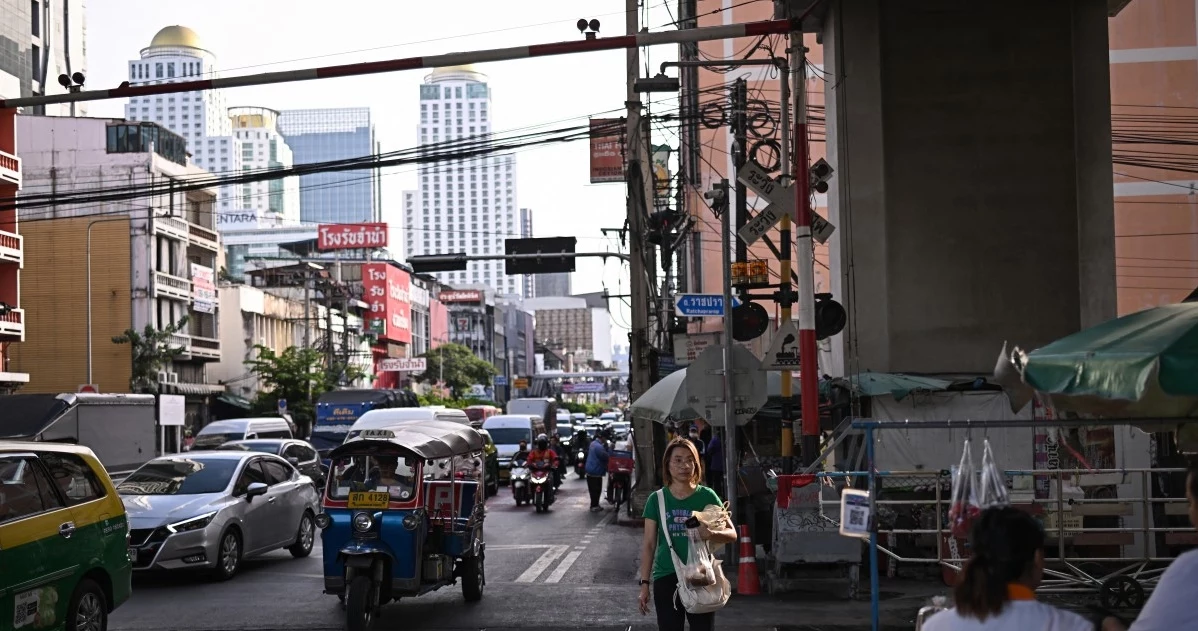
287, 457, 299, 465
246, 482, 268, 500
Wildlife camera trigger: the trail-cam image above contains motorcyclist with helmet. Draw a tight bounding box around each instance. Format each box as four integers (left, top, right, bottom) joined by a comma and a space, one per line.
528, 434, 562, 493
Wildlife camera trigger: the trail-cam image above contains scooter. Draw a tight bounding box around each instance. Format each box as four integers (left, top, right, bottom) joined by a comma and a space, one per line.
607, 447, 634, 511
575, 449, 587, 479
530, 460, 556, 514
511, 458, 531, 506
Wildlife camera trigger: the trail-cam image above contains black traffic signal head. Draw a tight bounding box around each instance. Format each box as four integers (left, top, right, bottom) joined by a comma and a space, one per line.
814, 293, 847, 340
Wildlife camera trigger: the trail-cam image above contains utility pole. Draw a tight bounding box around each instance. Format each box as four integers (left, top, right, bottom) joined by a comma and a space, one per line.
732, 78, 749, 263
777, 54, 796, 471
626, 0, 657, 514
791, 36, 821, 467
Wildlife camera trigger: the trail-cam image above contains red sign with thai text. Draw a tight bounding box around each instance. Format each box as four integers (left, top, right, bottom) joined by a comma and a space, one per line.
317, 222, 389, 251
362, 263, 411, 344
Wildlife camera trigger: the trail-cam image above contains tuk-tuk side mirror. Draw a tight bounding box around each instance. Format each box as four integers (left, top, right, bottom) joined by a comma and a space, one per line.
245, 482, 268, 500
286, 456, 299, 465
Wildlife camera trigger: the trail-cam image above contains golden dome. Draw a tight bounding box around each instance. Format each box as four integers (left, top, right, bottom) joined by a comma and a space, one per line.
431, 64, 480, 76
149, 25, 203, 49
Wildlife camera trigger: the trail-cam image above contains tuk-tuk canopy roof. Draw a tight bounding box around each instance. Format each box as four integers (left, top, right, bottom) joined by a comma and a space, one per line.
327, 419, 484, 460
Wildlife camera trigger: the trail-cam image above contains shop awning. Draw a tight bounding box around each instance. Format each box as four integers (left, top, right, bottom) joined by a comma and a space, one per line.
160, 382, 226, 396
217, 393, 252, 409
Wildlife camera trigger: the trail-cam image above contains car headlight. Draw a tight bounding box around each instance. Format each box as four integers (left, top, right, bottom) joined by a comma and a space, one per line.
165, 511, 217, 534
315, 513, 331, 529
352, 511, 374, 533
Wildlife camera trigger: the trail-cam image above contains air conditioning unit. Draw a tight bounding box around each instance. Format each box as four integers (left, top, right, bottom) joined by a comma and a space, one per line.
157, 371, 170, 383
166, 372, 179, 384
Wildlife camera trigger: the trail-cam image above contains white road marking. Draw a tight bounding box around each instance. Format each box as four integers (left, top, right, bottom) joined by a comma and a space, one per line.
514, 545, 569, 583
544, 550, 582, 584
488, 544, 554, 550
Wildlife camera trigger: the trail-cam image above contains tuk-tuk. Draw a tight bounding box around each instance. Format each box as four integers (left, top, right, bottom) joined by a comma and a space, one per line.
315, 419, 487, 630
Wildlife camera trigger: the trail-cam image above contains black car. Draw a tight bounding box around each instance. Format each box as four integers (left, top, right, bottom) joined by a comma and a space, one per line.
217, 438, 327, 489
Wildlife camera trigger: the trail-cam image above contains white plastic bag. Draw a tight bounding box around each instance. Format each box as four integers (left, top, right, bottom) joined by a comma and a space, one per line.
655, 490, 731, 614
684, 527, 717, 587
978, 439, 1011, 508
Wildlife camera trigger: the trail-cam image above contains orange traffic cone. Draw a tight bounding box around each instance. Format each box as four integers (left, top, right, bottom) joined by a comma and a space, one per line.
736, 524, 761, 595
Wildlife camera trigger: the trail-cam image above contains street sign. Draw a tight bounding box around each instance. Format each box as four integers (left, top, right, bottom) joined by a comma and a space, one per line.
277, 398, 288, 414
494, 375, 508, 386
514, 377, 530, 389
736, 162, 837, 245
684, 344, 767, 426
378, 358, 427, 372
78, 384, 98, 393
674, 294, 742, 318
762, 320, 802, 371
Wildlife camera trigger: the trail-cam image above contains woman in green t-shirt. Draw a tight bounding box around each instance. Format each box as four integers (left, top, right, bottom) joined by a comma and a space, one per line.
637, 437, 736, 630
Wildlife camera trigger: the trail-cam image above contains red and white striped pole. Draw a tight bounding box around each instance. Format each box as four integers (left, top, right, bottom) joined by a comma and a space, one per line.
0, 18, 799, 110
792, 37, 821, 464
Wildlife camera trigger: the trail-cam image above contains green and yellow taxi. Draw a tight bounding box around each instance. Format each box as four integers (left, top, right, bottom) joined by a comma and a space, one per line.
0, 442, 132, 631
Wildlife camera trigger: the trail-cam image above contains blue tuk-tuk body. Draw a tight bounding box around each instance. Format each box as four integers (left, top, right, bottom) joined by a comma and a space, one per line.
316, 419, 487, 629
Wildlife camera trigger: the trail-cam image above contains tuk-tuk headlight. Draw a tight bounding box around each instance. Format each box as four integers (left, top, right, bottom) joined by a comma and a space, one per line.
402, 512, 420, 531
352, 511, 374, 533
314, 513, 331, 529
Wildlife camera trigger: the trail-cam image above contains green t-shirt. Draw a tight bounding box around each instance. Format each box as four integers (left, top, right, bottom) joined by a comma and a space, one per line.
642, 485, 723, 581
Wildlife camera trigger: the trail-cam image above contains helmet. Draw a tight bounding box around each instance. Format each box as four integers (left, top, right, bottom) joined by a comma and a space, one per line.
536, 433, 548, 442
536, 437, 549, 450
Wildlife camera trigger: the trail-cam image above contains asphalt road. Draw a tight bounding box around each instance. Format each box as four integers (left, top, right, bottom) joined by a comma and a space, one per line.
110, 475, 669, 631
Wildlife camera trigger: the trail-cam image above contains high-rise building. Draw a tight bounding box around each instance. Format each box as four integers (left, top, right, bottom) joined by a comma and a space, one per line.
534, 273, 571, 298
403, 65, 522, 296
228, 107, 300, 225
279, 108, 379, 225
519, 207, 533, 297
0, 0, 87, 117
124, 25, 241, 210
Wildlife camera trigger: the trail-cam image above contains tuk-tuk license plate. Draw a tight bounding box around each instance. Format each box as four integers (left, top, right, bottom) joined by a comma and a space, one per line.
347, 491, 390, 509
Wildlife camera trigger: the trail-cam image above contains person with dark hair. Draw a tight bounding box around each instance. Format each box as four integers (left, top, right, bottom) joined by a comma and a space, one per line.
1102, 460, 1198, 631
923, 506, 1122, 631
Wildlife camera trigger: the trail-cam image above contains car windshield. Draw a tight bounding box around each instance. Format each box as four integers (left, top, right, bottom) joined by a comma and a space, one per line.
117, 458, 239, 495
327, 455, 417, 501
191, 433, 244, 450
486, 428, 532, 445
557, 426, 573, 439
219, 443, 279, 454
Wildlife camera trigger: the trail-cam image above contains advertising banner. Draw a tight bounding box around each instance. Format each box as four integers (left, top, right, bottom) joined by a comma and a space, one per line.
317, 222, 389, 251
362, 263, 412, 344
190, 263, 216, 314
589, 118, 625, 184
378, 358, 427, 372
563, 382, 606, 393
440, 289, 483, 303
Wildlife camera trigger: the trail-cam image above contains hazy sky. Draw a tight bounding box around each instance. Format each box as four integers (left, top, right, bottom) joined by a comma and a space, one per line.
83, 0, 685, 340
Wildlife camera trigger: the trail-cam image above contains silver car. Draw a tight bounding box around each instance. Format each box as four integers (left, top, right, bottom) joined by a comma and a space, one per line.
119, 451, 320, 580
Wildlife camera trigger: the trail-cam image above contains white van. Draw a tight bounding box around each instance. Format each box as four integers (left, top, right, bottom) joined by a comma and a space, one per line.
344, 407, 471, 442
483, 414, 546, 481
191, 417, 293, 450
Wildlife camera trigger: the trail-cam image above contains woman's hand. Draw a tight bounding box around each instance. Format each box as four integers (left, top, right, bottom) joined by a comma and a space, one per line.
697, 524, 713, 540
638, 583, 651, 615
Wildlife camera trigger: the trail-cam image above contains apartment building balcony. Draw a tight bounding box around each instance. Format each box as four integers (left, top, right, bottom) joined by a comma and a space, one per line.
152, 215, 190, 242
0, 229, 21, 266
188, 222, 219, 253
153, 271, 192, 302
167, 332, 191, 359
0, 308, 24, 342
189, 335, 221, 361
0, 149, 20, 187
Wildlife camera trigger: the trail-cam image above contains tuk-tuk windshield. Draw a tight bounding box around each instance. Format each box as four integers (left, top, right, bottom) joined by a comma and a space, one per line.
327, 454, 417, 502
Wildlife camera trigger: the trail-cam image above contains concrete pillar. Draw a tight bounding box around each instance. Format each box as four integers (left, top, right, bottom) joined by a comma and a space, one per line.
822, 0, 1117, 376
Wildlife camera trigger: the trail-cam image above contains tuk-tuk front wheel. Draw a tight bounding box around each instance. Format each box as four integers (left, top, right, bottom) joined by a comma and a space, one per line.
461, 551, 485, 602
346, 575, 377, 631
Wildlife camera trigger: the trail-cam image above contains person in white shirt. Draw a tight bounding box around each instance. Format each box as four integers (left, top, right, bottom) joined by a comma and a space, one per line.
1104, 461, 1198, 631
923, 506, 1121, 631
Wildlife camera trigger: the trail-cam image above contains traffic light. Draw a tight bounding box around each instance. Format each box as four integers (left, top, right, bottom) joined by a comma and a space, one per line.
504, 237, 577, 275
646, 209, 682, 246
408, 254, 468, 273
814, 293, 847, 340
809, 158, 834, 194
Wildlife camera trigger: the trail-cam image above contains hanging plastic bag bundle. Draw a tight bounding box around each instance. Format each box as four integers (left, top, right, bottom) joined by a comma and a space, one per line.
978, 438, 1011, 508
684, 526, 719, 587
948, 438, 981, 538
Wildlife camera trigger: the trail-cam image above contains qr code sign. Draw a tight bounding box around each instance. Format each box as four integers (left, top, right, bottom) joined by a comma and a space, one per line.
13, 589, 39, 629
849, 508, 866, 527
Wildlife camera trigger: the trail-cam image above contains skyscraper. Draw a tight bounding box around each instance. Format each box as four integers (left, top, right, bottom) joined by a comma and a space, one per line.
279, 108, 379, 225
403, 65, 523, 297
0, 0, 87, 116
228, 106, 300, 225
520, 207, 533, 298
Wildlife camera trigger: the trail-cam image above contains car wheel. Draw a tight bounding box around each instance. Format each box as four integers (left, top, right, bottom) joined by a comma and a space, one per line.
212, 529, 242, 581
66, 578, 106, 631
289, 511, 315, 558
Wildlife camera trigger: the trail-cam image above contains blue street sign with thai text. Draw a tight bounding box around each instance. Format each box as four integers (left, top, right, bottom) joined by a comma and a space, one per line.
674, 294, 742, 317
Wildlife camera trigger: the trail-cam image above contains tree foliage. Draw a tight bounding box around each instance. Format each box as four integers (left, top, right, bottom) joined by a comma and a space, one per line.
244, 345, 367, 430
111, 316, 190, 393
415, 343, 497, 396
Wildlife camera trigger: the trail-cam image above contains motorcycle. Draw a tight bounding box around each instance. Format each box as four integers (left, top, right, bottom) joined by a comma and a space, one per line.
530, 459, 556, 513
510, 458, 531, 506
607, 446, 634, 512
575, 449, 587, 479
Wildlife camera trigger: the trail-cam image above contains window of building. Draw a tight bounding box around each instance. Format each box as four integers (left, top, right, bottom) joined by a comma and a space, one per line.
455, 87, 462, 98
156, 63, 164, 78
167, 63, 175, 78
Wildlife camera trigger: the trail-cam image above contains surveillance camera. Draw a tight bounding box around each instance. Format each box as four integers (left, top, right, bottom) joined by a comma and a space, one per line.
577, 19, 589, 33
57, 74, 71, 88
71, 71, 86, 85
589, 19, 601, 32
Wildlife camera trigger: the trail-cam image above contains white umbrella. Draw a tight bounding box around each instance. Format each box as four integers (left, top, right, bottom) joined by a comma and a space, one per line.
628, 370, 700, 424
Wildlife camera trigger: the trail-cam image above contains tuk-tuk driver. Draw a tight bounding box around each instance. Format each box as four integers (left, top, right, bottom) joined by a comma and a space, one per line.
369, 456, 413, 499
